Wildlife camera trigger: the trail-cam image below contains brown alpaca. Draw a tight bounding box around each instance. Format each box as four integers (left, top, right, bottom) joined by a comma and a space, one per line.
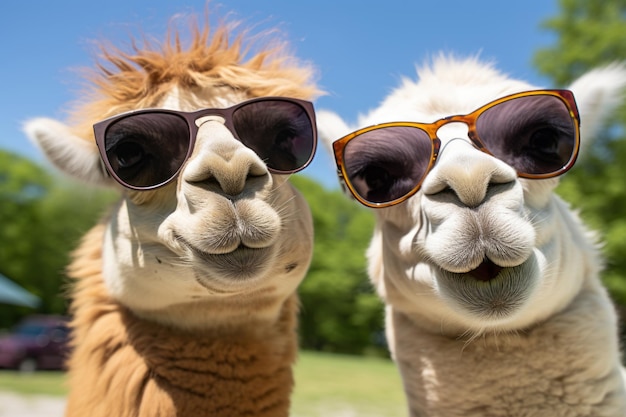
25, 15, 319, 417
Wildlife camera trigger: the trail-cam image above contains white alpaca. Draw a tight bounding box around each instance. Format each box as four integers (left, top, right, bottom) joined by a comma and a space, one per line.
319, 56, 626, 416
24, 17, 319, 417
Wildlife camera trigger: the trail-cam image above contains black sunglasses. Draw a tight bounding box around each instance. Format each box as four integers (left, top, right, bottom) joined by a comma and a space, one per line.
332, 90, 581, 208
93, 97, 317, 190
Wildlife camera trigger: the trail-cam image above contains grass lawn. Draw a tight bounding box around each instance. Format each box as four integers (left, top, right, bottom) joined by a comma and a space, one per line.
0, 370, 67, 396
292, 351, 406, 417
0, 351, 407, 417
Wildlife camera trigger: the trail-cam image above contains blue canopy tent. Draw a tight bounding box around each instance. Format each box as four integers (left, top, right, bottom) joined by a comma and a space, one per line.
0, 274, 40, 308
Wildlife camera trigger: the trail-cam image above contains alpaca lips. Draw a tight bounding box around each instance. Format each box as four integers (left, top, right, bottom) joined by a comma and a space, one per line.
468, 258, 503, 282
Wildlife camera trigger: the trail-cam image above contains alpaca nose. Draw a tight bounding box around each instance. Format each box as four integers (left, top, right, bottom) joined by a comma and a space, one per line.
182, 119, 268, 196
421, 138, 517, 207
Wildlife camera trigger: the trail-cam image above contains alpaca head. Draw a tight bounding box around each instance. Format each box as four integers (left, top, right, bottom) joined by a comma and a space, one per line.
24, 18, 320, 329
320, 56, 626, 334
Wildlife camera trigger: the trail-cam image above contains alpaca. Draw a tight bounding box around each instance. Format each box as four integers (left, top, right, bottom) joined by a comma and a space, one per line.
24, 16, 320, 417
319, 56, 626, 416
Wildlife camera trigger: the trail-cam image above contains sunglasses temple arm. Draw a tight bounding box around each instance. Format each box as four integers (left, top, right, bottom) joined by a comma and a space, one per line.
98, 158, 112, 179
337, 170, 351, 196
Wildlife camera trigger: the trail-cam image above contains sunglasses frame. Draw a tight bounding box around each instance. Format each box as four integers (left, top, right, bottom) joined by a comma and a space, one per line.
93, 96, 318, 190
332, 89, 581, 208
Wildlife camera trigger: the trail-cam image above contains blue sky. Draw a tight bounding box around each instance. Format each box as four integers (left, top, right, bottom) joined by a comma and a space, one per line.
1, 0, 558, 189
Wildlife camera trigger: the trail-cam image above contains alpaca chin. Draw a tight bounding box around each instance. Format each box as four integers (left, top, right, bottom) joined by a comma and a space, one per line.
436, 255, 539, 325
190, 245, 277, 284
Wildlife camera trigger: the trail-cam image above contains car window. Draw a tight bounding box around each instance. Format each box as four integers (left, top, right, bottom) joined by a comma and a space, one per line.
50, 326, 69, 343
14, 323, 46, 337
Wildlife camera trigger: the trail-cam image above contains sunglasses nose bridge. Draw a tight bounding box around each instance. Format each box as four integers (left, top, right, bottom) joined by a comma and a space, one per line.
194, 114, 227, 128
434, 121, 471, 145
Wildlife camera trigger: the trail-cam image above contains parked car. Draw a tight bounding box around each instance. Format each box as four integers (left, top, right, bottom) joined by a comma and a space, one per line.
0, 315, 70, 372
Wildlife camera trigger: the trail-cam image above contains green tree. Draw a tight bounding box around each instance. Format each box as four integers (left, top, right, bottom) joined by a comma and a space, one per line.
0, 150, 117, 328
534, 0, 626, 303
0, 151, 52, 324
291, 175, 383, 355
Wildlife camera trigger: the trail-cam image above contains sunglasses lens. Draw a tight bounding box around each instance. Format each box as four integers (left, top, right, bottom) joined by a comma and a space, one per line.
342, 126, 433, 204
476, 95, 577, 175
104, 113, 190, 188
232, 100, 315, 173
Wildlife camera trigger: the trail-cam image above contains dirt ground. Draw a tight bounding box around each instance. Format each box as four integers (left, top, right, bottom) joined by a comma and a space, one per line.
0, 392, 66, 417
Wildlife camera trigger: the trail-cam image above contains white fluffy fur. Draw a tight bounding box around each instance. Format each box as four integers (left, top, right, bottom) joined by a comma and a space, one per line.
25, 118, 112, 186
319, 56, 626, 416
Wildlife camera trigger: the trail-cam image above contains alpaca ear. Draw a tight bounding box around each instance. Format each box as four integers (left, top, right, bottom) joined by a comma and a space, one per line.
316, 109, 353, 159
24, 117, 113, 186
568, 63, 626, 156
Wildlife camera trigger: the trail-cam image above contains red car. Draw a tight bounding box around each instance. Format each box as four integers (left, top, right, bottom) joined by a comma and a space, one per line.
0, 315, 70, 371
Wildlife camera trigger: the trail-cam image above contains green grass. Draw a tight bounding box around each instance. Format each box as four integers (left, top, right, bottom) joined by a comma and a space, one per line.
0, 370, 67, 396
0, 351, 407, 416
292, 351, 406, 417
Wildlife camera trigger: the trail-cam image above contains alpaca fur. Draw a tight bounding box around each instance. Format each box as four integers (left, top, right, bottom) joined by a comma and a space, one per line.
66, 224, 298, 417
24, 14, 319, 417
319, 56, 626, 416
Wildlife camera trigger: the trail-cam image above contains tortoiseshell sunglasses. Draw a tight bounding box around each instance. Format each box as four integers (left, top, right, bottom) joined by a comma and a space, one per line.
93, 97, 317, 190
332, 89, 580, 208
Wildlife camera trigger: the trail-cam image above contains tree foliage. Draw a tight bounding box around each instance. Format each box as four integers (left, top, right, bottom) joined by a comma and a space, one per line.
290, 175, 382, 355
534, 0, 626, 303
0, 150, 117, 328
534, 0, 626, 85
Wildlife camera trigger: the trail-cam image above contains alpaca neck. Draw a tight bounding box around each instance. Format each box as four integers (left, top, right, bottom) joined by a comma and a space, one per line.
67, 299, 299, 417
132, 297, 299, 417
390, 286, 626, 417
65, 223, 299, 417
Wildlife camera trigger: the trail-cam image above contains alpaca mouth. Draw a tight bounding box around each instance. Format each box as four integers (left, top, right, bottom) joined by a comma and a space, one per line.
436, 258, 537, 321
197, 245, 273, 279
179, 238, 274, 281
468, 259, 504, 282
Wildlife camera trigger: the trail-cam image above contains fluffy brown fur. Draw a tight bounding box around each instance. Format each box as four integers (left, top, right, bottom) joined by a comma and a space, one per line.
70, 15, 319, 138
66, 224, 299, 417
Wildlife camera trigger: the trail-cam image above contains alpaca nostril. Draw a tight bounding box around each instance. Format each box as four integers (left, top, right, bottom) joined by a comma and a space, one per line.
424, 175, 490, 208
423, 150, 517, 207
184, 155, 269, 197
190, 168, 260, 197
183, 120, 270, 196
184, 169, 247, 196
